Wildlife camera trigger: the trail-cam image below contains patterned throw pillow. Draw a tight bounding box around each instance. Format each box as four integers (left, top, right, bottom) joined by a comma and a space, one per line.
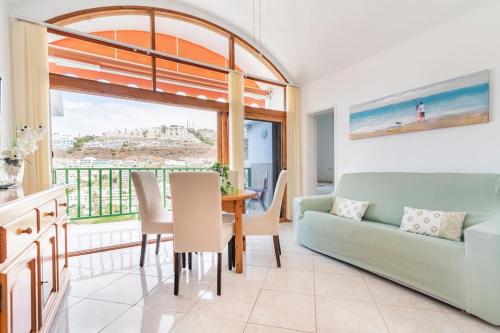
330, 196, 370, 221
400, 207, 466, 241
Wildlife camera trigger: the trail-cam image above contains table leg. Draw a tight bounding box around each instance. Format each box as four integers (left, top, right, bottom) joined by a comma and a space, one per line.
234, 200, 244, 273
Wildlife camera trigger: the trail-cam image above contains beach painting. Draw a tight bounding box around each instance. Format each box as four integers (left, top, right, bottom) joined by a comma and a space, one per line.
350, 70, 489, 140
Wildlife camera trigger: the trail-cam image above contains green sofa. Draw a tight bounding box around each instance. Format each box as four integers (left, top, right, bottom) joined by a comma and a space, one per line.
294, 172, 500, 325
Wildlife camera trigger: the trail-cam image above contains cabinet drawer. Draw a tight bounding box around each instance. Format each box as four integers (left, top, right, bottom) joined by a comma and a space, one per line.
55, 194, 68, 218
0, 210, 37, 264
37, 201, 57, 232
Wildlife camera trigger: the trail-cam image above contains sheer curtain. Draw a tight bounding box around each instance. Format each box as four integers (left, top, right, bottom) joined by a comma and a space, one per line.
12, 20, 52, 192
286, 85, 302, 219
228, 71, 245, 189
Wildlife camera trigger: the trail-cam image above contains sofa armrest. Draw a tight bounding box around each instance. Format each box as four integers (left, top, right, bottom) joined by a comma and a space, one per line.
464, 219, 500, 324
293, 194, 334, 221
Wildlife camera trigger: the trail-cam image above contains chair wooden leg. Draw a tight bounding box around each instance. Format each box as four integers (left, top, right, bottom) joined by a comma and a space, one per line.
277, 236, 281, 255
273, 235, 281, 268
182, 253, 186, 269
232, 236, 236, 268
174, 253, 180, 295
155, 234, 161, 255
228, 239, 233, 271
188, 252, 192, 270
139, 234, 147, 267
217, 252, 222, 295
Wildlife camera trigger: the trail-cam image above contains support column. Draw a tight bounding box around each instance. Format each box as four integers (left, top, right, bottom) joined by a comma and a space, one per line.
228, 71, 245, 189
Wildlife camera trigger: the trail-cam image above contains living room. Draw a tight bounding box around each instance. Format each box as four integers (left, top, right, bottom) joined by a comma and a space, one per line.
0, 1, 499, 332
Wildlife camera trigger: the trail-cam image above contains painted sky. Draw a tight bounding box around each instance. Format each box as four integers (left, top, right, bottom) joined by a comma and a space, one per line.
51, 91, 217, 136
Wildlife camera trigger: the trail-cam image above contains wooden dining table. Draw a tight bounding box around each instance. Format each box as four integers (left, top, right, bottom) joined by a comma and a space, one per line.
222, 189, 257, 273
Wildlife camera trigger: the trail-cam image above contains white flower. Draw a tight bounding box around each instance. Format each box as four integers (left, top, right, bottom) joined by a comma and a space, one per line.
2, 126, 45, 162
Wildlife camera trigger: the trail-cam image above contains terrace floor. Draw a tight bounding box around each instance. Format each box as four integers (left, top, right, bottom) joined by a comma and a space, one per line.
52, 223, 498, 332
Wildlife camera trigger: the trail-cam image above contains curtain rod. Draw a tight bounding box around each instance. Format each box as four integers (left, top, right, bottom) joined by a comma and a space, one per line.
13, 15, 289, 88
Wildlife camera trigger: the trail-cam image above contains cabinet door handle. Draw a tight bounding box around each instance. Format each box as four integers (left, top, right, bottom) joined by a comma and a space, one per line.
43, 211, 55, 217
58, 203, 68, 207
41, 280, 49, 285
17, 227, 33, 235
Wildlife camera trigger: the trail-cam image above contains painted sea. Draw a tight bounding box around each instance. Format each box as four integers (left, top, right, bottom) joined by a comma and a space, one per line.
350, 70, 489, 139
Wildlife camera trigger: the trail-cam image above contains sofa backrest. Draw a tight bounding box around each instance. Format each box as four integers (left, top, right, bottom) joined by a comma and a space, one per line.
335, 172, 500, 228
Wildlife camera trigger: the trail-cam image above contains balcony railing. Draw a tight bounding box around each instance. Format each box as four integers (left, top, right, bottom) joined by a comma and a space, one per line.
52, 167, 206, 221
53, 167, 252, 221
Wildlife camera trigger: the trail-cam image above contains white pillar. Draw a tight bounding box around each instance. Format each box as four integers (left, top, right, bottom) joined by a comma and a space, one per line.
286, 85, 302, 218
228, 71, 245, 189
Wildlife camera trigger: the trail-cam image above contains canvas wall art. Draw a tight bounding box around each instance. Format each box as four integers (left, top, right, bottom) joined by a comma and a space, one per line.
349, 70, 489, 140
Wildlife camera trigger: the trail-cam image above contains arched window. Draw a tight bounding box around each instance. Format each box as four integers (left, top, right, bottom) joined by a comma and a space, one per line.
47, 7, 287, 111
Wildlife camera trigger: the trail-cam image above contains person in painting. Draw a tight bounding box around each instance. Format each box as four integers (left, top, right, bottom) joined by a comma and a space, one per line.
416, 102, 426, 121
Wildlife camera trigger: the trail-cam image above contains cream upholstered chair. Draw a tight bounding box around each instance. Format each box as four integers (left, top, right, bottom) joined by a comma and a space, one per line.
169, 172, 235, 296
131, 171, 174, 267
242, 170, 288, 267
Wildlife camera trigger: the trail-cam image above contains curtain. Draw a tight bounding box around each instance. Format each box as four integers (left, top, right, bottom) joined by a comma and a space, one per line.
228, 71, 245, 189
12, 21, 52, 192
286, 85, 302, 219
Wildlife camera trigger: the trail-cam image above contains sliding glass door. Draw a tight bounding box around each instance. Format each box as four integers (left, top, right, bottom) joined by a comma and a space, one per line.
244, 119, 282, 213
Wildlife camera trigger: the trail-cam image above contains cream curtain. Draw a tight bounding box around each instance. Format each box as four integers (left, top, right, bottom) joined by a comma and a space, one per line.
228, 71, 245, 189
286, 85, 302, 219
12, 21, 52, 192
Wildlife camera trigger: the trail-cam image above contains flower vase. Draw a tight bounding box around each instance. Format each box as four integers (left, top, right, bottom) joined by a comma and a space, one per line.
0, 159, 24, 188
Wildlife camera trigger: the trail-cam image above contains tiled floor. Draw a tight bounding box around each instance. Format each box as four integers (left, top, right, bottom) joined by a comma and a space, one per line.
50, 223, 500, 333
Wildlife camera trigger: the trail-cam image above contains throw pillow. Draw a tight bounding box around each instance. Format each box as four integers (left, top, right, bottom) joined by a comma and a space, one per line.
330, 196, 370, 221
400, 206, 466, 241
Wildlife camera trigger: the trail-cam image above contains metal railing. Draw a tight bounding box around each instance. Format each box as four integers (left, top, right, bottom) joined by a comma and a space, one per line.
52, 167, 206, 221
53, 166, 253, 221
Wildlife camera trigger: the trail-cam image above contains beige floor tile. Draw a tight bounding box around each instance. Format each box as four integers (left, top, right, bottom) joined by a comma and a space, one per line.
272, 253, 314, 271
190, 284, 260, 322
249, 289, 315, 332
279, 241, 316, 255
222, 265, 269, 289
363, 274, 442, 310
68, 268, 127, 298
49, 299, 130, 333
313, 254, 361, 275
379, 304, 459, 333
137, 277, 210, 313
316, 296, 388, 333
262, 268, 314, 295
445, 309, 500, 333
315, 271, 372, 301
101, 306, 184, 332
172, 314, 246, 332
244, 323, 303, 332
243, 250, 275, 267
89, 273, 163, 304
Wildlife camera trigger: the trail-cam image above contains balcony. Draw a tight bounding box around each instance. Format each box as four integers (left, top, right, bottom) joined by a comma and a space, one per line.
53, 166, 254, 252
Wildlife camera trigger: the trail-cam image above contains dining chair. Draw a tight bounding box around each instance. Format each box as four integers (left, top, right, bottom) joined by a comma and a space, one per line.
242, 170, 288, 267
169, 171, 235, 296
131, 171, 173, 267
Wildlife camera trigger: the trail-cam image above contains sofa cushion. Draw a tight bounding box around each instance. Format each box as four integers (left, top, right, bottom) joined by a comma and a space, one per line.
330, 196, 369, 221
400, 206, 465, 241
335, 173, 500, 228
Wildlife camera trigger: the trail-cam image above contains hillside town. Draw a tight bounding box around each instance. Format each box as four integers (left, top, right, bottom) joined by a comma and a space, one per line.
52, 124, 216, 168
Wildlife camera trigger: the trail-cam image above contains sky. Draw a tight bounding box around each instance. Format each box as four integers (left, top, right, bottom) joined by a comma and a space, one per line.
51, 91, 217, 136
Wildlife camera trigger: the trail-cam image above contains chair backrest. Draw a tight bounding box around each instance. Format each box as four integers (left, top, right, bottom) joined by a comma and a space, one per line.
169, 172, 224, 253
228, 170, 239, 190
266, 170, 288, 221
131, 171, 165, 231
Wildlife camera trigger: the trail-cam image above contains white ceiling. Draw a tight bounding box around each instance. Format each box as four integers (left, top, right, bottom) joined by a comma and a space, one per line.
8, 0, 493, 85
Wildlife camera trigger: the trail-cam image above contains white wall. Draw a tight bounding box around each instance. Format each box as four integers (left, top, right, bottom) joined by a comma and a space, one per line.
301, 1, 500, 195
315, 111, 334, 182
0, 0, 12, 149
